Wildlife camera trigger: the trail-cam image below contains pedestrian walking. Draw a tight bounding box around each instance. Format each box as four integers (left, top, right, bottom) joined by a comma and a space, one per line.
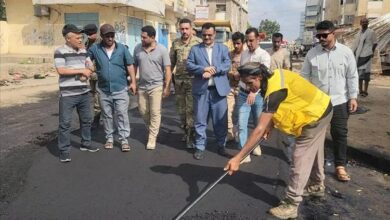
301, 20, 358, 182
186, 22, 231, 160
352, 17, 378, 97
54, 24, 99, 163
133, 25, 172, 150
236, 28, 271, 163
225, 63, 333, 219
227, 32, 245, 142
83, 23, 102, 128
87, 23, 137, 152
170, 18, 202, 148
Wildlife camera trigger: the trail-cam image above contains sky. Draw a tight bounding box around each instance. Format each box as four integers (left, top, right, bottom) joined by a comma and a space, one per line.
248, 0, 306, 41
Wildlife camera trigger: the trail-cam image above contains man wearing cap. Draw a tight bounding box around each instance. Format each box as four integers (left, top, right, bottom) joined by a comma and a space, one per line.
54, 24, 99, 163
87, 24, 137, 152
83, 23, 102, 128
225, 63, 333, 219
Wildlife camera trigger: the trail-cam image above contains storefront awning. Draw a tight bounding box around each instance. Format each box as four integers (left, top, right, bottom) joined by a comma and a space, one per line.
32, 0, 165, 16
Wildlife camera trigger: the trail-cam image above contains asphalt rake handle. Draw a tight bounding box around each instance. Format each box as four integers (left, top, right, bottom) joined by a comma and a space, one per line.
173, 138, 265, 220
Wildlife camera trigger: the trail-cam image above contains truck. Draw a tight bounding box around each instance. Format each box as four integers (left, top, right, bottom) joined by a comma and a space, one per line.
193, 20, 233, 50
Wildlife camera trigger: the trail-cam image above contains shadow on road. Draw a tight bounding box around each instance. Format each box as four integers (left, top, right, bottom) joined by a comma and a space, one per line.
151, 163, 286, 207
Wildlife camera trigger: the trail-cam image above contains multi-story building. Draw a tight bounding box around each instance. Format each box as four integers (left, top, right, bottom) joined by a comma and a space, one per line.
1, 0, 198, 55
194, 0, 248, 33
323, 0, 390, 27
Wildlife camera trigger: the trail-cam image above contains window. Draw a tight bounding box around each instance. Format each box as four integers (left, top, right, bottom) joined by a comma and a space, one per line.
64, 13, 99, 29
216, 4, 226, 12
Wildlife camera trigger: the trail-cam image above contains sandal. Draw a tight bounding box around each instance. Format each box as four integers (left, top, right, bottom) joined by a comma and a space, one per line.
104, 141, 113, 149
121, 143, 130, 152
335, 166, 351, 182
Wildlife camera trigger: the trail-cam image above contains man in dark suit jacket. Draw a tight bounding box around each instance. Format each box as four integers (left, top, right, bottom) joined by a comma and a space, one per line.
186, 22, 231, 160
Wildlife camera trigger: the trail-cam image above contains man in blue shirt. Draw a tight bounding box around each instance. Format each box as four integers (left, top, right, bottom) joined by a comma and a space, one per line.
87, 24, 136, 152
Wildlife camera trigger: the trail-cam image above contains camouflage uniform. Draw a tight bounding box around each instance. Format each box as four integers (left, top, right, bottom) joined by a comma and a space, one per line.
85, 37, 102, 123
227, 50, 242, 141
170, 35, 201, 147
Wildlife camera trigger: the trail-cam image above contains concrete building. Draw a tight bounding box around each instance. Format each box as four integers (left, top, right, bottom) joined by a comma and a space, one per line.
194, 0, 248, 33
1, 0, 196, 55
323, 0, 390, 27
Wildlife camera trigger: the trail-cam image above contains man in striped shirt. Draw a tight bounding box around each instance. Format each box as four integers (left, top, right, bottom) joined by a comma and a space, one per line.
54, 24, 99, 163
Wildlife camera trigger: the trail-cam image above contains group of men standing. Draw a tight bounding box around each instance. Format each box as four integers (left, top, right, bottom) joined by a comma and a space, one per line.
54, 16, 373, 219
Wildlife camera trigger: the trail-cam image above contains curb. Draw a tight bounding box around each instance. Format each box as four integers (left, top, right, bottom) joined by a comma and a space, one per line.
326, 135, 390, 173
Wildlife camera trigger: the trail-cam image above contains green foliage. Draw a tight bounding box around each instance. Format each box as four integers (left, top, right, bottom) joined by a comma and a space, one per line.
258, 19, 280, 40
0, 0, 6, 21
247, 22, 252, 29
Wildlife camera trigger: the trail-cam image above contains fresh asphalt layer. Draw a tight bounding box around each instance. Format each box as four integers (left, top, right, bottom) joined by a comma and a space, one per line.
1, 96, 290, 220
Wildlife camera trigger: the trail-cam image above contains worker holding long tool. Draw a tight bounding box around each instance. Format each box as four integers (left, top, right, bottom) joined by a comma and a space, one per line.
224, 62, 333, 220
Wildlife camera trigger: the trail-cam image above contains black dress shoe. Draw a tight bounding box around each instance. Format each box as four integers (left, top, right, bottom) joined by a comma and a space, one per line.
194, 149, 205, 160
217, 148, 230, 158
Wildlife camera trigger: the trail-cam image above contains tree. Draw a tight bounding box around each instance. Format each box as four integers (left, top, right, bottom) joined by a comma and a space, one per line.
247, 22, 252, 29
258, 19, 280, 41
0, 0, 6, 21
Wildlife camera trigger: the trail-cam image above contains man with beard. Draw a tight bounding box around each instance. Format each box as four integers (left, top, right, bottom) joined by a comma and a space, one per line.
87, 24, 137, 152
301, 20, 358, 182
186, 22, 231, 160
170, 18, 201, 148
352, 17, 378, 97
133, 25, 172, 150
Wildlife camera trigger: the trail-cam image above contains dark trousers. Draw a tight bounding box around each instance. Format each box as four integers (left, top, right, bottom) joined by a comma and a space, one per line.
330, 102, 349, 167
58, 92, 92, 153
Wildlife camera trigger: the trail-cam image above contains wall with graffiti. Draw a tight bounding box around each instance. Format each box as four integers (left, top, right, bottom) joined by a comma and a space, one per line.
22, 25, 54, 46
114, 20, 127, 45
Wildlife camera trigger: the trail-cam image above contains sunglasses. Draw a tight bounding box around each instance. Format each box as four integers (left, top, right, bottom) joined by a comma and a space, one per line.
315, 32, 333, 39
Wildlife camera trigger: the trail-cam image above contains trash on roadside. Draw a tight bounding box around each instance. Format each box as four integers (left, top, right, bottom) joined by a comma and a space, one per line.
333, 213, 339, 216
34, 73, 47, 79
330, 189, 344, 199
356, 189, 363, 192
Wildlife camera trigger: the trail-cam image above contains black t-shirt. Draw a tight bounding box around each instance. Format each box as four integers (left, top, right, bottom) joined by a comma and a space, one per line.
263, 89, 333, 118
263, 89, 288, 113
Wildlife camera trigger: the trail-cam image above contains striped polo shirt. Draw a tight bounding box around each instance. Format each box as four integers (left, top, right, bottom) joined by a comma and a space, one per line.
54, 44, 90, 97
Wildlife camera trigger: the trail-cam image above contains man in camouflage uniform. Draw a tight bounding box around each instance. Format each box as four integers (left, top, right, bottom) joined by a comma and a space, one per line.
227, 32, 245, 142
170, 18, 202, 148
84, 24, 101, 128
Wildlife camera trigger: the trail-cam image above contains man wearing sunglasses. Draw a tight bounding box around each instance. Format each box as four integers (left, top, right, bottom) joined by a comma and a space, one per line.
301, 20, 358, 183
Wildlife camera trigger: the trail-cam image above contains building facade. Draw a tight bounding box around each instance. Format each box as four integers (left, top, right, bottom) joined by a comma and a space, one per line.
1, 0, 198, 55
194, 0, 248, 32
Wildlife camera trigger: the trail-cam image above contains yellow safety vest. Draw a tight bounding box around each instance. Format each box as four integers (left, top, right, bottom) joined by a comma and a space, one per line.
265, 69, 331, 137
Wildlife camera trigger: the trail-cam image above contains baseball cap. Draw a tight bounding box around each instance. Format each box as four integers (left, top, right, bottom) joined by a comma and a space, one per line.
100, 24, 115, 35
84, 24, 98, 36
62, 24, 84, 37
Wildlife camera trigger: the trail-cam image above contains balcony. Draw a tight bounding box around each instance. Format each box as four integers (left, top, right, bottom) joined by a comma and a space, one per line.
32, 0, 165, 16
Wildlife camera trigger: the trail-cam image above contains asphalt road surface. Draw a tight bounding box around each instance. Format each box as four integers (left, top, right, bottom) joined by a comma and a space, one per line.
0, 93, 388, 220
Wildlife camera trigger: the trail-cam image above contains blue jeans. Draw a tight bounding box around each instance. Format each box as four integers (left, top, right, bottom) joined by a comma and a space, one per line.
58, 92, 92, 153
236, 91, 263, 149
99, 88, 130, 144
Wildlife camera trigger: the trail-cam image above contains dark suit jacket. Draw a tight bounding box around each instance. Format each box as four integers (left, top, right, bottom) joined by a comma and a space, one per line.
186, 43, 231, 96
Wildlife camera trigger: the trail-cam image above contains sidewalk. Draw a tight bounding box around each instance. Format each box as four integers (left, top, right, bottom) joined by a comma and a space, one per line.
338, 74, 390, 172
